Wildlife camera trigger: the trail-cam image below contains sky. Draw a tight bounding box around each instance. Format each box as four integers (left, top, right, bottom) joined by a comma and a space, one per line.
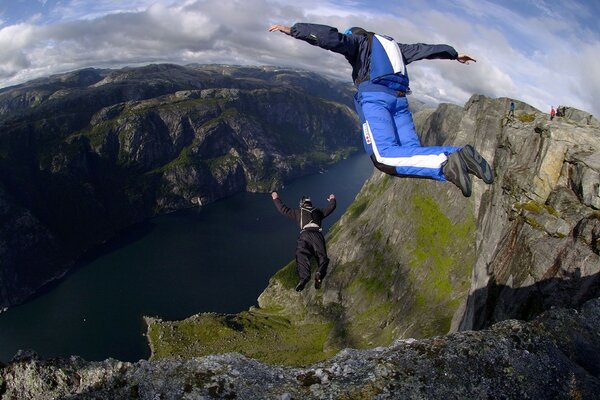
0, 0, 599, 117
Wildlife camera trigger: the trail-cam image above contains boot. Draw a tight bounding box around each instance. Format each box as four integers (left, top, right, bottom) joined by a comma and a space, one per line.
314, 272, 322, 289
295, 279, 309, 292
459, 145, 494, 184
443, 151, 472, 197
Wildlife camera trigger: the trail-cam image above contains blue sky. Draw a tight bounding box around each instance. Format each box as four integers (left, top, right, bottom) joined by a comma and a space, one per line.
1, 0, 599, 117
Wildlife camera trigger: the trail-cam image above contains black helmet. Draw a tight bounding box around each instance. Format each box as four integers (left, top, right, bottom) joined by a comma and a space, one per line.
344, 26, 368, 36
300, 195, 312, 207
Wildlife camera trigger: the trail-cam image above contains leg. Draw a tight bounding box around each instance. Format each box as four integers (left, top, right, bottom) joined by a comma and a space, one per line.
311, 232, 330, 279
392, 96, 421, 147
359, 91, 459, 181
305, 231, 329, 289
295, 236, 312, 291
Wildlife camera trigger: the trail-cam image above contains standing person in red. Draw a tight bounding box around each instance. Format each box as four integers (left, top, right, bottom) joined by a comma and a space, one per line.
550, 106, 556, 120
271, 191, 336, 291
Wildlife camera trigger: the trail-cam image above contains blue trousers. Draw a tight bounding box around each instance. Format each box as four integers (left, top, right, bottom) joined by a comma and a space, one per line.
354, 90, 459, 181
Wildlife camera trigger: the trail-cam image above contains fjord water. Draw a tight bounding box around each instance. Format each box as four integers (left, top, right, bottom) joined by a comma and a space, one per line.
0, 154, 372, 362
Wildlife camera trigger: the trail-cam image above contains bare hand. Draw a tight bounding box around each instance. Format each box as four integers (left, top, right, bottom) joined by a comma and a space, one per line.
268, 24, 291, 35
271, 191, 279, 200
457, 54, 476, 64
328, 194, 335, 201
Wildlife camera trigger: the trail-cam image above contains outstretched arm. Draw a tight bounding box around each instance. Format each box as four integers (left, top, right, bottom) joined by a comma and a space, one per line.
400, 43, 477, 66
271, 192, 296, 221
400, 43, 458, 64
269, 22, 360, 58
321, 194, 336, 218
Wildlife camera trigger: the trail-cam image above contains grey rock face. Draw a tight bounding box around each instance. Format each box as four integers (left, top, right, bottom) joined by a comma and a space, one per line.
2, 298, 599, 399
0, 184, 64, 307
458, 96, 600, 331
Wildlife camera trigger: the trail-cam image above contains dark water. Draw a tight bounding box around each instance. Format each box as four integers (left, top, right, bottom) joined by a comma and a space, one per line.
0, 154, 372, 363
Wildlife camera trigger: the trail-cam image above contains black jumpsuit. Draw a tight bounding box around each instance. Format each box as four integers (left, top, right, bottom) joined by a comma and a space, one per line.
273, 197, 336, 282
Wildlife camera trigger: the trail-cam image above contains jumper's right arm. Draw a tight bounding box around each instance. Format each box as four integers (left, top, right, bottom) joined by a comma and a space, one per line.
321, 194, 336, 218
271, 192, 297, 221
269, 23, 359, 58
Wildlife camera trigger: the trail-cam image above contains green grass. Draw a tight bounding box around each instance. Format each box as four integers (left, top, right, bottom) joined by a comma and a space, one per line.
349, 302, 395, 346
203, 153, 239, 171
272, 260, 298, 290
346, 196, 370, 220
146, 308, 336, 366
403, 193, 475, 336
514, 200, 559, 217
147, 186, 476, 366
344, 175, 392, 222
517, 113, 536, 123
79, 120, 117, 148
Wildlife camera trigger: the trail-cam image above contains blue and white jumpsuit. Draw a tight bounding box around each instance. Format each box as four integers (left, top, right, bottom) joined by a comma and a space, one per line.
290, 23, 460, 181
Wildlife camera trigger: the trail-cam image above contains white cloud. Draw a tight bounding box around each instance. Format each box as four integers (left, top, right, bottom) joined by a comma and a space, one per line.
0, 0, 598, 119
0, 23, 39, 78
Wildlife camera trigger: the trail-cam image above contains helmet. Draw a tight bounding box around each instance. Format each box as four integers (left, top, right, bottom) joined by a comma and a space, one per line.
300, 195, 312, 207
343, 26, 368, 36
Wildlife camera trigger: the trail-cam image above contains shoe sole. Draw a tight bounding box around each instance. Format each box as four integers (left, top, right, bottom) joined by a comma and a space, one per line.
461, 145, 493, 184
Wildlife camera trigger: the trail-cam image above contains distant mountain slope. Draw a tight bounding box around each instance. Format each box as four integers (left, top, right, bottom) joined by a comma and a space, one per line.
0, 64, 360, 309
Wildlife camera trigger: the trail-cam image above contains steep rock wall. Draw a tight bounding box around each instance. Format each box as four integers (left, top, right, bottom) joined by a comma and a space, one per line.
458, 97, 600, 330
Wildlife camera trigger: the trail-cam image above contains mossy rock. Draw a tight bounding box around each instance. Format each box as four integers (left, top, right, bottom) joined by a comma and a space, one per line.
146, 309, 336, 366
272, 260, 298, 290
517, 113, 536, 123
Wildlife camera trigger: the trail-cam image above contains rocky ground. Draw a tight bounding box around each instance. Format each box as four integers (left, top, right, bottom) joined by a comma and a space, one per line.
2, 298, 599, 399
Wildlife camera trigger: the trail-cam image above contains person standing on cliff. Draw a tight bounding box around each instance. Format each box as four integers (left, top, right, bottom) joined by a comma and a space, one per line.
269, 23, 493, 197
509, 101, 515, 119
271, 191, 336, 291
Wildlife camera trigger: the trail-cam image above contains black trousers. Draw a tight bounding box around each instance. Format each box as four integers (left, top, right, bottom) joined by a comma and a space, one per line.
295, 230, 329, 282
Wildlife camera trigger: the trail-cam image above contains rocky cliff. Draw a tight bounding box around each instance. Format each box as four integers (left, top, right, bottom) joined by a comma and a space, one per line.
0, 64, 360, 309
146, 96, 600, 368
457, 97, 600, 331
2, 95, 599, 399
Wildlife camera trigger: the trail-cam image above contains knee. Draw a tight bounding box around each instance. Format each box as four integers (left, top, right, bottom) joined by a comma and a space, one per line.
370, 155, 400, 176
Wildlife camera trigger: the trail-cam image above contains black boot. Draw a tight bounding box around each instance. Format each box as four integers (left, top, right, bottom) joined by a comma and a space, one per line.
443, 151, 472, 197
314, 272, 322, 289
295, 279, 309, 292
459, 145, 494, 184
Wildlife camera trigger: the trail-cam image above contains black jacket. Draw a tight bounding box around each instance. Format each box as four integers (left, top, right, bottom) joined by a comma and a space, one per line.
290, 23, 458, 87
273, 198, 336, 232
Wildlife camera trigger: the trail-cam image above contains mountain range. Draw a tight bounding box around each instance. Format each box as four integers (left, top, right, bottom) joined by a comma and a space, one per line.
0, 64, 361, 310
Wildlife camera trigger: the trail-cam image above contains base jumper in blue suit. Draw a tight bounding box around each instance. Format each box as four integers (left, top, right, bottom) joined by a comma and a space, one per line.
269, 23, 493, 197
